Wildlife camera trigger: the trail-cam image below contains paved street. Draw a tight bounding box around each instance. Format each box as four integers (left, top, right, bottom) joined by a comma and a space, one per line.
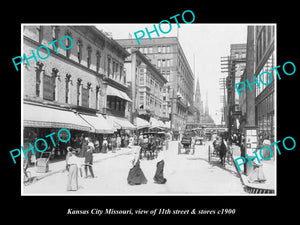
23, 141, 246, 195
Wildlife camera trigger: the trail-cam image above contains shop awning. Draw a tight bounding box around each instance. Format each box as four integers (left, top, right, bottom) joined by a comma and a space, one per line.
107, 115, 136, 130
106, 85, 132, 102
150, 117, 168, 129
135, 117, 150, 129
79, 113, 114, 134
23, 103, 91, 131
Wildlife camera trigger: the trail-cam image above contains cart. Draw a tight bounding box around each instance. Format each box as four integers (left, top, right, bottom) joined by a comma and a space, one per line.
178, 135, 194, 155
208, 141, 233, 166
35, 149, 54, 173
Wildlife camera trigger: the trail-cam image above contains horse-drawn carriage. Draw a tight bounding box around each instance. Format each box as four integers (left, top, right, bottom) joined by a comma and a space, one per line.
178, 134, 195, 155
208, 137, 233, 166
139, 132, 164, 160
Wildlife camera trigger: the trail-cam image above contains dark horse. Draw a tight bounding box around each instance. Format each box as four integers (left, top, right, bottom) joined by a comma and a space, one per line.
213, 138, 227, 166
219, 139, 227, 166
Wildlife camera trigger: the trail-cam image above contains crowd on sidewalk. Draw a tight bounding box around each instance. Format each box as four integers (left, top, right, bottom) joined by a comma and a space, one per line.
65, 136, 168, 191
211, 132, 275, 186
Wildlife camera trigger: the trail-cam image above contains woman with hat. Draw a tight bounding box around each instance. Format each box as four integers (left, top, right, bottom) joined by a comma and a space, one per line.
153, 151, 167, 184
127, 139, 147, 185
66, 147, 82, 191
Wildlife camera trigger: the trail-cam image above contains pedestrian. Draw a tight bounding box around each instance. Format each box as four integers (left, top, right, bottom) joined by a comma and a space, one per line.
262, 135, 272, 159
66, 147, 82, 191
127, 140, 147, 185
139, 133, 144, 146
125, 135, 129, 147
84, 137, 95, 178
79, 136, 88, 158
116, 134, 121, 151
102, 137, 108, 153
219, 137, 227, 166
248, 152, 266, 183
153, 151, 167, 184
121, 135, 125, 147
111, 135, 116, 153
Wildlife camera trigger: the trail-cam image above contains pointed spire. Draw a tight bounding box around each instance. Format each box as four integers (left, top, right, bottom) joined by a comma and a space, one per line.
205, 91, 209, 115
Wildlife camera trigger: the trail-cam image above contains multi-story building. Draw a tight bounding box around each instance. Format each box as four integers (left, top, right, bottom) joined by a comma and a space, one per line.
254, 25, 275, 140
224, 43, 246, 134
124, 48, 168, 129
117, 37, 195, 137
238, 25, 275, 143
23, 25, 133, 160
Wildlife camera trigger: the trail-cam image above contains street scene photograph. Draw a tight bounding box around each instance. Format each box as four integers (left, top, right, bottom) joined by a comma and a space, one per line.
21, 24, 276, 195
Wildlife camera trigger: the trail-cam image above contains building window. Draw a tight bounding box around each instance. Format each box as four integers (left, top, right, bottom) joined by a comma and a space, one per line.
96, 85, 100, 110
81, 83, 91, 108
107, 57, 111, 77
120, 65, 123, 83
140, 73, 145, 85
35, 62, 44, 97
65, 31, 72, 58
77, 78, 82, 106
37, 26, 43, 43
77, 40, 82, 63
165, 70, 170, 82
51, 26, 59, 51
96, 51, 101, 73
65, 73, 71, 104
87, 46, 92, 68
112, 61, 116, 79
51, 68, 59, 101
157, 59, 161, 67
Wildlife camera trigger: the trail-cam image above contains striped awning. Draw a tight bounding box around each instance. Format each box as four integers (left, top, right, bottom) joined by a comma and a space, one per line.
23, 103, 91, 131
106, 85, 132, 102
107, 115, 136, 130
135, 117, 150, 129
79, 113, 114, 134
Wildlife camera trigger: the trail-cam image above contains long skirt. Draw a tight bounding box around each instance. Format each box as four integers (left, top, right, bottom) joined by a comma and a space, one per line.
153, 160, 167, 184
248, 165, 266, 183
67, 164, 78, 191
127, 161, 147, 185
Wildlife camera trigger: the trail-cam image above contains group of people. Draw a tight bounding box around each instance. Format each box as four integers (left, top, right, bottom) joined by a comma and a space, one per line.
127, 140, 167, 185
71, 133, 131, 154
65, 136, 167, 191
66, 137, 96, 191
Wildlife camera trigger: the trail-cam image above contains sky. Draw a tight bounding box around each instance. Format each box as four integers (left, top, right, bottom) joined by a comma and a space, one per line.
96, 24, 248, 124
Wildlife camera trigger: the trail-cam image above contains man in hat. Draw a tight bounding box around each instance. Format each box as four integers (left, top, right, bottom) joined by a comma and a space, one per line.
84, 137, 95, 178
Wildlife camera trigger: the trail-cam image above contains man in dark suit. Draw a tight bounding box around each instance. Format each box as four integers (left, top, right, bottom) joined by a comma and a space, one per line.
84, 137, 95, 178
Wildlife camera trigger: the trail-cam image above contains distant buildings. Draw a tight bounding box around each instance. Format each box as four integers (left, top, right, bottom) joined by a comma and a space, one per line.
117, 37, 195, 137
123, 48, 168, 129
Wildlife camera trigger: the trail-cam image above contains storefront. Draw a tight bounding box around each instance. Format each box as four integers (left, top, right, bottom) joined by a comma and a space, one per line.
23, 102, 93, 163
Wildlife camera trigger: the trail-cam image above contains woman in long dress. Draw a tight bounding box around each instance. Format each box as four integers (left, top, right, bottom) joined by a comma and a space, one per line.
66, 147, 82, 191
153, 151, 167, 184
127, 141, 147, 185
248, 151, 266, 183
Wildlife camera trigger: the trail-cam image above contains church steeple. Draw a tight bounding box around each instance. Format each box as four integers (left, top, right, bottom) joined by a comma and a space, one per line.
205, 91, 209, 115
195, 77, 203, 115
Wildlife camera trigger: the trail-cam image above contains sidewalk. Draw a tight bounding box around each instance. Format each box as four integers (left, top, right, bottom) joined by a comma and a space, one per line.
26, 147, 134, 182
231, 144, 276, 193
